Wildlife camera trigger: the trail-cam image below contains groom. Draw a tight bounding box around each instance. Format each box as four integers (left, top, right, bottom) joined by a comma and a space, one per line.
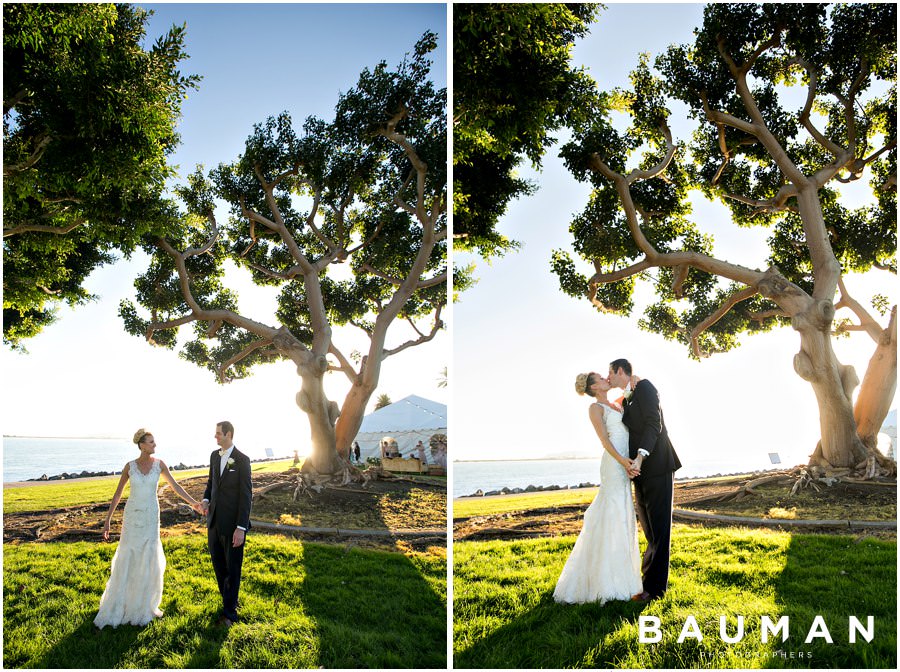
609, 359, 681, 601
201, 420, 252, 627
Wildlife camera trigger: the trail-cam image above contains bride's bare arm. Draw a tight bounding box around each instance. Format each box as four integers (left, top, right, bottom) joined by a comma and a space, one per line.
102, 464, 131, 540
159, 460, 202, 512
588, 405, 631, 469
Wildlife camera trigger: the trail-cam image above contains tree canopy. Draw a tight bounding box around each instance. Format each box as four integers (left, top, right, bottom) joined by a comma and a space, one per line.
3, 3, 198, 348
120, 33, 446, 474
553, 3, 896, 467
453, 2, 600, 258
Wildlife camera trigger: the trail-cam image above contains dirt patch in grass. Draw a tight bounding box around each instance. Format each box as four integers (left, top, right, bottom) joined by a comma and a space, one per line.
454, 475, 896, 542
3, 470, 447, 554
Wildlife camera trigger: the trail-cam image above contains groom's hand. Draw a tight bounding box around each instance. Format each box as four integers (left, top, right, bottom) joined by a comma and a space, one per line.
232, 528, 246, 548
627, 456, 643, 479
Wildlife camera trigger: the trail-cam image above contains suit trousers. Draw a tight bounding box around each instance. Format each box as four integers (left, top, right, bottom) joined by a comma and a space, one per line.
633, 471, 674, 598
208, 526, 245, 621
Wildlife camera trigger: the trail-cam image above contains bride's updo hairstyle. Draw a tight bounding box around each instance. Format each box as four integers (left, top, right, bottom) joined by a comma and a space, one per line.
575, 373, 596, 397
133, 428, 151, 445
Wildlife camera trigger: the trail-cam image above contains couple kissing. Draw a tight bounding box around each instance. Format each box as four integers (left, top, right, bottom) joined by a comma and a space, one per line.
554, 358, 681, 605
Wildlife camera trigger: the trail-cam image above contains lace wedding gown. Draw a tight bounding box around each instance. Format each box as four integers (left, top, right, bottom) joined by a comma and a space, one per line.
553, 405, 643, 604
94, 459, 166, 628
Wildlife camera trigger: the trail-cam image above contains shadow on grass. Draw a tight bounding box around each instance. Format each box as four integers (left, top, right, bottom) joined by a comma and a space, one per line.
289, 474, 448, 668
35, 589, 229, 668
287, 543, 447, 668
766, 533, 897, 669
5, 473, 449, 668
454, 591, 649, 668
39, 615, 143, 668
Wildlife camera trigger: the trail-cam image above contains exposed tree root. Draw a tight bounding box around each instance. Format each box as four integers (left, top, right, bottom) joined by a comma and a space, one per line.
683, 462, 896, 506
252, 464, 429, 503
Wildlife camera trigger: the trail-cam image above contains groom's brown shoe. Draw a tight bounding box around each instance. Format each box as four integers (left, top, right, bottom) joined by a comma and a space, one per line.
216, 614, 234, 628
631, 591, 651, 602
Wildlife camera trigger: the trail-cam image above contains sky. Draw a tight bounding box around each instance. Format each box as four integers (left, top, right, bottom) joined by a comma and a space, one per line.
2, 3, 895, 477
452, 3, 897, 475
1, 3, 448, 461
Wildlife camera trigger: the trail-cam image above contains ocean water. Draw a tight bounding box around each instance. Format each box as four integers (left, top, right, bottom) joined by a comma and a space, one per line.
2, 436, 289, 483
452, 455, 780, 499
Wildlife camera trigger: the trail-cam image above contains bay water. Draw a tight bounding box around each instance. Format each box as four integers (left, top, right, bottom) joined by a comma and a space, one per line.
3, 436, 290, 483
452, 455, 779, 499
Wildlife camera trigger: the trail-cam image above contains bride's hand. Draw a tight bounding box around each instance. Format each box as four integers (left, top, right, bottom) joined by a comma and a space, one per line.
102, 521, 111, 541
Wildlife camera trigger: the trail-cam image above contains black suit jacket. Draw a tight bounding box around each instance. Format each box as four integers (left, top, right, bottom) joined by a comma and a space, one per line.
203, 446, 253, 535
621, 379, 681, 477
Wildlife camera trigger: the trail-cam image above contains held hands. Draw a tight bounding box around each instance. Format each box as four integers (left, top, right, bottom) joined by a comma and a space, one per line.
190, 501, 205, 515
626, 456, 643, 479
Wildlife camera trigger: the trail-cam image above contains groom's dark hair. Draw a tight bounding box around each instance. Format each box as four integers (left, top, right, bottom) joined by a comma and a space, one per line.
218, 420, 235, 438
609, 358, 632, 376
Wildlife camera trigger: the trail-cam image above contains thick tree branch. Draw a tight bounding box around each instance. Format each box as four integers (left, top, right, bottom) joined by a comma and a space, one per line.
716, 35, 807, 186
701, 91, 759, 137
792, 56, 845, 158
690, 285, 759, 358
244, 260, 302, 282
216, 338, 276, 384
155, 231, 279, 340
382, 303, 444, 359
834, 276, 886, 342
145, 314, 195, 344
346, 217, 387, 257
393, 171, 417, 216
328, 343, 359, 384
240, 197, 316, 275
4, 88, 29, 115
379, 105, 430, 224
3, 133, 51, 176
748, 308, 789, 322
625, 123, 676, 185
360, 263, 445, 290
722, 183, 799, 214
3, 217, 85, 238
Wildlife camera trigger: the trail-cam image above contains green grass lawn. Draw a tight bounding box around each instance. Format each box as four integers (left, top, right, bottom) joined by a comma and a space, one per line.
454, 488, 597, 518
453, 525, 896, 669
3, 460, 295, 514
4, 533, 446, 668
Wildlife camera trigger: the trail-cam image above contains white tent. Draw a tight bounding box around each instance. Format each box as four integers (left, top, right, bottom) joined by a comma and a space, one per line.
353, 394, 447, 462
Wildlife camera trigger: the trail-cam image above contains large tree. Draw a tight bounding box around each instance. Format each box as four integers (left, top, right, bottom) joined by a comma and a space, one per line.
120, 34, 446, 476
554, 3, 896, 470
453, 2, 599, 258
3, 3, 198, 347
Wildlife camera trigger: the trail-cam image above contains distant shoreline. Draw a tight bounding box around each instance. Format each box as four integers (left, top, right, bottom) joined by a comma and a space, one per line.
4, 435, 128, 440
454, 457, 597, 463
455, 467, 787, 498
4, 456, 293, 486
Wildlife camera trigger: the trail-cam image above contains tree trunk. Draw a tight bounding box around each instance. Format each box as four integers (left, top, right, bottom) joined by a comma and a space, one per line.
272, 329, 344, 475
853, 307, 898, 452
334, 382, 377, 460
295, 365, 344, 475
792, 300, 869, 468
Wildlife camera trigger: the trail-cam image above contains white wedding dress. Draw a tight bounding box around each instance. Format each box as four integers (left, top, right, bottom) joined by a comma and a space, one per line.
553, 404, 643, 604
94, 459, 166, 628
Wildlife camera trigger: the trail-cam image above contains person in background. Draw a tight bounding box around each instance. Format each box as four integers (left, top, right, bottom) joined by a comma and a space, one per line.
415, 440, 427, 464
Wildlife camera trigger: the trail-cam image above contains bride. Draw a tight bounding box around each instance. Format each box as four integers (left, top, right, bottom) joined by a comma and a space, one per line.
553, 373, 643, 604
94, 428, 203, 628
